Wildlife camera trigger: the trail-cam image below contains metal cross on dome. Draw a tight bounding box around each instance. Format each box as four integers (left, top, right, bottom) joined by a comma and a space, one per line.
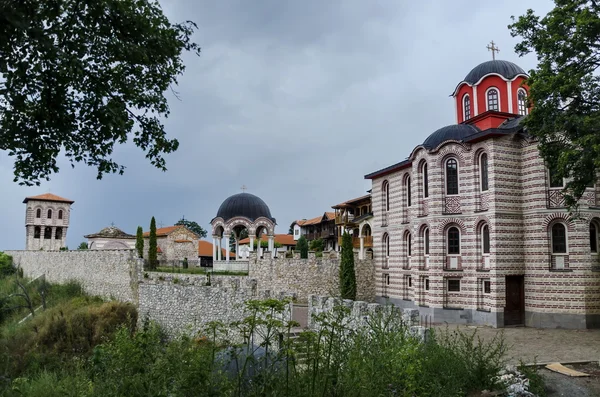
487, 40, 500, 60
241, 185, 248, 192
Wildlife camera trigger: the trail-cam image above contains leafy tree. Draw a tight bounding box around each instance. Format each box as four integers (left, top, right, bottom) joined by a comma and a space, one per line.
229, 229, 248, 251
288, 222, 295, 235
309, 238, 324, 253
0, 0, 200, 186
148, 217, 158, 270
135, 226, 144, 258
0, 252, 15, 277
340, 232, 356, 300
77, 242, 88, 250
509, 1, 600, 208
297, 235, 309, 259
175, 218, 207, 238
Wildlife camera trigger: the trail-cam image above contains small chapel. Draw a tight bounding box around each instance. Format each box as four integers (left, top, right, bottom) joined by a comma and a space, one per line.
364, 43, 600, 329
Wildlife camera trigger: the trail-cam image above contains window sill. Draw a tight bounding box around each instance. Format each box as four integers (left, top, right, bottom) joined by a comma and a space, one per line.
443, 306, 464, 311
418, 304, 429, 308
549, 269, 573, 272
477, 308, 491, 313
476, 268, 491, 272
443, 269, 463, 272
474, 209, 488, 213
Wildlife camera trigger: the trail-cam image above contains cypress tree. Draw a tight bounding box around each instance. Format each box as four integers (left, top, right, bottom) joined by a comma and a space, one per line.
148, 217, 158, 270
297, 235, 308, 259
135, 226, 144, 258
340, 232, 356, 300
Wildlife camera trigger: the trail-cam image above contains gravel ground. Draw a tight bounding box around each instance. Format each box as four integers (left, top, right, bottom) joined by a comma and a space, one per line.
541, 363, 600, 397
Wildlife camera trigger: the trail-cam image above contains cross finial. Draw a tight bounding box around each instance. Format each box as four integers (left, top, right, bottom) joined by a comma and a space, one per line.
110, 221, 115, 227
486, 40, 500, 61
158, 221, 164, 228
241, 185, 247, 192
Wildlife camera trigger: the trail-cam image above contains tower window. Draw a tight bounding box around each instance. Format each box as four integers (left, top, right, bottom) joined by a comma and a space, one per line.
551, 223, 567, 254
47, 209, 52, 219
447, 227, 460, 255
58, 210, 63, 220
463, 94, 471, 120
487, 88, 499, 111
446, 158, 459, 195
482, 224, 490, 254
36, 209, 41, 218
44, 227, 52, 240
518, 89, 528, 115
55, 227, 63, 240
480, 153, 489, 191
34, 226, 41, 239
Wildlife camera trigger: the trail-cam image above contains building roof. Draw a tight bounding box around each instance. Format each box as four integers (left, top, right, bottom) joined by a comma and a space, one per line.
332, 194, 371, 209
84, 226, 135, 239
215, 192, 275, 222
23, 193, 74, 204
463, 60, 527, 85
296, 212, 335, 226
143, 225, 189, 238
238, 234, 297, 246
422, 124, 481, 150
198, 240, 235, 257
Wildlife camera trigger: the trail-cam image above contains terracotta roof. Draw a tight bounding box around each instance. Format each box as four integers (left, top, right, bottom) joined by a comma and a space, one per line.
238, 234, 297, 246
332, 194, 371, 209
198, 240, 235, 258
296, 212, 335, 226
174, 239, 193, 243
143, 225, 183, 237
84, 226, 135, 239
23, 193, 74, 204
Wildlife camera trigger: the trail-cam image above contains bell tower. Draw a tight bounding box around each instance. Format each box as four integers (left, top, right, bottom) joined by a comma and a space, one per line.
24, 193, 74, 250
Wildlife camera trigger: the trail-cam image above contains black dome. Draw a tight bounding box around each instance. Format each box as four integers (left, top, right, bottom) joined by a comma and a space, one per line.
216, 193, 274, 222
463, 60, 526, 84
422, 124, 480, 149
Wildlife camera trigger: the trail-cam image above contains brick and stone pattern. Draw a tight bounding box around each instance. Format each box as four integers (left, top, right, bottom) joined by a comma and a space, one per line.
369, 134, 600, 329
248, 251, 375, 303
5, 250, 137, 302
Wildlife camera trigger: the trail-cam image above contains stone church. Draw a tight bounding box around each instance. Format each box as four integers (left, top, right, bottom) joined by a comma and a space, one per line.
24, 193, 73, 251
365, 55, 600, 329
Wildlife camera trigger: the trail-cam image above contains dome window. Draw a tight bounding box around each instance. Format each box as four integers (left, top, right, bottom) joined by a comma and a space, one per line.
518, 89, 528, 115
486, 88, 499, 111
463, 94, 471, 120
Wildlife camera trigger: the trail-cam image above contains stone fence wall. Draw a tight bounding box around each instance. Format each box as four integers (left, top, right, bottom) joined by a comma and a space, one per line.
248, 252, 375, 303
5, 249, 137, 302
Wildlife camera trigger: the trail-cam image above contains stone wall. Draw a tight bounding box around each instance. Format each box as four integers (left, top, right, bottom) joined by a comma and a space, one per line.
248, 252, 375, 303
5, 249, 137, 302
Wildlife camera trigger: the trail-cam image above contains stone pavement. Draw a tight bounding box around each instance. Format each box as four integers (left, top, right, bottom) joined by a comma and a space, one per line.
435, 324, 600, 364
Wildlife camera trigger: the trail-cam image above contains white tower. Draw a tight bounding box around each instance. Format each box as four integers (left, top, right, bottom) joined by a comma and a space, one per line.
24, 194, 74, 250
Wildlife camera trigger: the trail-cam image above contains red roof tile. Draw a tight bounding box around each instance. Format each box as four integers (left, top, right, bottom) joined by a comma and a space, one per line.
198, 240, 235, 258
143, 225, 183, 237
23, 193, 74, 204
296, 212, 335, 226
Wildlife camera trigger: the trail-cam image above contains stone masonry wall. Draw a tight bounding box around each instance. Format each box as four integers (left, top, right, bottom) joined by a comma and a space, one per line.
248, 251, 375, 303
5, 249, 137, 302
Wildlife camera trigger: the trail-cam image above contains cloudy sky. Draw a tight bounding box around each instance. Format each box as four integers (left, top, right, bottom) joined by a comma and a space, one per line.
0, 0, 552, 250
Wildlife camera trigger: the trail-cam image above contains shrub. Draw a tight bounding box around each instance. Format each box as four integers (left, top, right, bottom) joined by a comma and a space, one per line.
182, 257, 188, 269
135, 226, 144, 258
297, 236, 308, 259
77, 242, 88, 250
339, 232, 356, 299
518, 361, 546, 397
148, 217, 158, 270
0, 252, 15, 278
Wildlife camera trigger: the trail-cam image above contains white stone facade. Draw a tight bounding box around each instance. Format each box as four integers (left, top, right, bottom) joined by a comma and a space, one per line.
24, 196, 72, 251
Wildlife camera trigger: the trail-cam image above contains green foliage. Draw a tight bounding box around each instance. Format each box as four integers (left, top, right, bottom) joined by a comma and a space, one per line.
0, 0, 201, 186
182, 257, 188, 269
0, 252, 16, 278
297, 235, 309, 259
77, 242, 88, 250
135, 226, 144, 258
288, 222, 295, 235
309, 238, 324, 252
230, 229, 248, 251
509, 1, 600, 208
175, 219, 207, 239
517, 361, 547, 397
148, 217, 158, 270
59, 246, 68, 251
339, 232, 356, 300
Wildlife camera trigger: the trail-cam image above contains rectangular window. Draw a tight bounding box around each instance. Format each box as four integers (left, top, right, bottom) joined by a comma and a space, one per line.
425, 278, 429, 291
483, 280, 491, 294
447, 279, 460, 292
385, 274, 390, 285
423, 164, 429, 198
480, 154, 489, 191
408, 276, 412, 288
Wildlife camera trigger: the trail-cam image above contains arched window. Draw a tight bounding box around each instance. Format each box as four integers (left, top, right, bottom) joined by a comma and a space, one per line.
34, 226, 41, 239
482, 224, 490, 254
422, 163, 429, 198
463, 94, 471, 120
424, 228, 430, 256
47, 209, 52, 219
405, 175, 411, 207
487, 88, 499, 111
44, 227, 52, 240
36, 209, 41, 218
480, 153, 489, 191
382, 181, 390, 211
58, 210, 63, 220
446, 158, 459, 195
551, 223, 567, 254
55, 227, 63, 240
406, 232, 412, 257
382, 233, 390, 269
590, 222, 598, 253
447, 227, 460, 255
517, 89, 528, 115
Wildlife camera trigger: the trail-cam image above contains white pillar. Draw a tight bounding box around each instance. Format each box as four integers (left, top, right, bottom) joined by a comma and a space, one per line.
359, 236, 365, 260
226, 245, 230, 261
212, 236, 217, 261
269, 235, 275, 258
217, 237, 222, 261
235, 240, 239, 259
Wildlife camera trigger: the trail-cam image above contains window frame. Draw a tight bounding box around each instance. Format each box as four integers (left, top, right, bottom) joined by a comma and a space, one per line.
36, 208, 41, 218
425, 278, 430, 291
445, 158, 459, 196
44, 226, 52, 240
551, 222, 568, 254
517, 88, 528, 115
463, 93, 471, 120
447, 226, 460, 255
58, 210, 63, 220
591, 222, 599, 253
486, 87, 500, 111
406, 232, 412, 257
55, 227, 63, 240
447, 279, 461, 292
34, 226, 41, 239
47, 209, 52, 219
424, 227, 430, 256
422, 162, 429, 198
405, 175, 411, 207
480, 153, 489, 192
483, 280, 491, 294
482, 224, 490, 255
382, 180, 390, 212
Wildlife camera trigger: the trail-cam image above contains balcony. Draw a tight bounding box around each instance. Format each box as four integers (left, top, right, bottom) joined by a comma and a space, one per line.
320, 230, 335, 239
335, 214, 355, 225
338, 236, 373, 248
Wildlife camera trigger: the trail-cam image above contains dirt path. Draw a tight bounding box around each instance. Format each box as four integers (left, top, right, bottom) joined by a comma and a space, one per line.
541, 363, 600, 397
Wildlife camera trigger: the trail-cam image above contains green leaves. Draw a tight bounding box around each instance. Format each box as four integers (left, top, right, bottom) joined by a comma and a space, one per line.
339, 232, 356, 300
175, 218, 207, 239
0, 0, 200, 185
510, 1, 600, 208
